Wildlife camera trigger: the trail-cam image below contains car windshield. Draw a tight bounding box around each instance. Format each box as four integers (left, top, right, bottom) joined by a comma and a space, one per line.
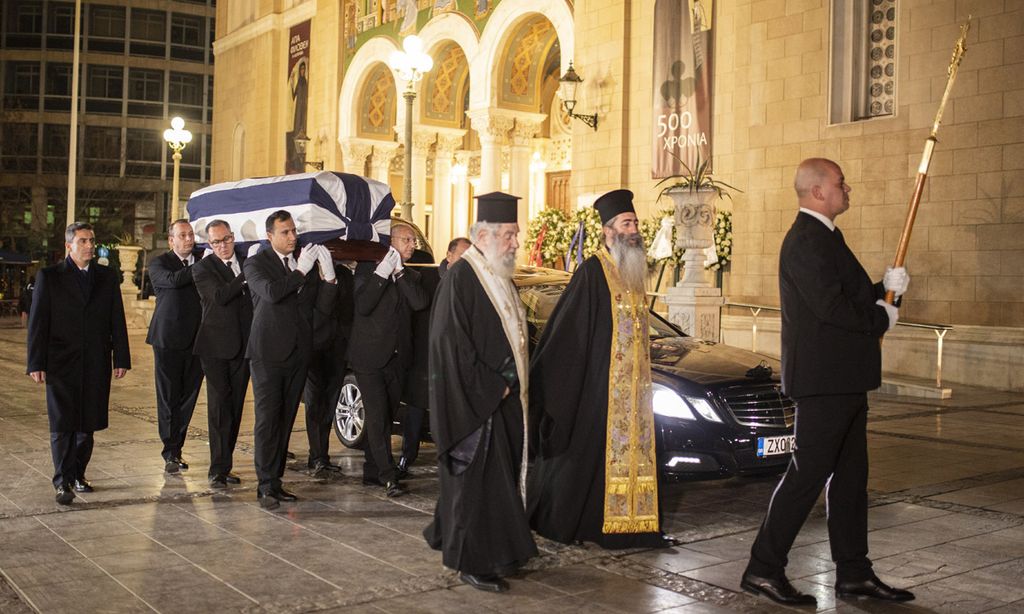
518, 282, 684, 347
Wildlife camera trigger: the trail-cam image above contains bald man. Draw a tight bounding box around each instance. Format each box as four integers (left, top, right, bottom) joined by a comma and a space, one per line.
740, 158, 913, 606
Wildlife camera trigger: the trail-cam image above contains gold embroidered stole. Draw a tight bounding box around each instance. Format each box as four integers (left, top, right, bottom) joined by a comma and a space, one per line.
461, 247, 530, 507
596, 250, 659, 534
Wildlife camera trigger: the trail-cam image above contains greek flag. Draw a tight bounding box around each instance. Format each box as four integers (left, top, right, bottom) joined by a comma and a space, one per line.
186, 171, 396, 248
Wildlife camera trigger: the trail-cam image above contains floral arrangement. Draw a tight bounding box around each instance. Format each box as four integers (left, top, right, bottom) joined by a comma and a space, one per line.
706, 210, 732, 271
639, 208, 685, 267
526, 208, 571, 265
564, 206, 603, 268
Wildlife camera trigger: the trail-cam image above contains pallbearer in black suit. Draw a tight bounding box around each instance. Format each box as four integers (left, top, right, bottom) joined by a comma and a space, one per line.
349, 223, 429, 496
147, 219, 204, 473
424, 193, 538, 593
191, 220, 252, 489
245, 210, 338, 509
740, 158, 914, 606
27, 223, 131, 505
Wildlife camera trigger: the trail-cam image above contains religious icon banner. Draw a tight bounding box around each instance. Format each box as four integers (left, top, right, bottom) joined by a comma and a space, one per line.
652, 0, 714, 179
285, 20, 311, 175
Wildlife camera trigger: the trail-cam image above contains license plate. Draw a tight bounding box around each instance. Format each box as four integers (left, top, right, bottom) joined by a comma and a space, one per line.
757, 435, 795, 457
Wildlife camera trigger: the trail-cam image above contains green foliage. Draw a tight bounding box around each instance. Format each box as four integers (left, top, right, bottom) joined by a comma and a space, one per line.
654, 150, 742, 201
525, 208, 571, 263
566, 207, 603, 266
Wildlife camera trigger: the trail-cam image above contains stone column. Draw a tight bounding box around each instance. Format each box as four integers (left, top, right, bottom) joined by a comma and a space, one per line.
661, 189, 724, 341
340, 138, 374, 176
369, 142, 399, 185
410, 129, 435, 230
508, 113, 545, 233
451, 150, 472, 237
432, 129, 466, 256
467, 109, 514, 194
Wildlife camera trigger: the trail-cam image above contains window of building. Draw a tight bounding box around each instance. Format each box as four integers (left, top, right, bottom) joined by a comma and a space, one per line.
170, 13, 206, 61
3, 62, 41, 110
44, 63, 73, 111
176, 132, 202, 181
1, 123, 39, 172
126, 128, 163, 177
42, 124, 70, 173
131, 9, 166, 41
127, 69, 164, 116
83, 126, 122, 175
86, 65, 123, 114
4, 1, 43, 47
829, 0, 897, 124
88, 5, 125, 52
169, 72, 203, 119
45, 2, 75, 49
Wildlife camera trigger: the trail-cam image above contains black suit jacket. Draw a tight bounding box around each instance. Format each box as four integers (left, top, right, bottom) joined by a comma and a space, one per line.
146, 250, 202, 350
348, 262, 430, 371
192, 254, 253, 360
779, 212, 889, 398
26, 258, 131, 432
244, 248, 337, 363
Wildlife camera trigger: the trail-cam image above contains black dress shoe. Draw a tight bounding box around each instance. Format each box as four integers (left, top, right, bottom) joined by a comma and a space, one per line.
257, 491, 280, 509
209, 475, 227, 489
741, 572, 817, 606
311, 461, 339, 479
396, 457, 409, 480
174, 457, 189, 470
362, 476, 384, 487
836, 576, 914, 601
73, 478, 94, 493
459, 573, 509, 593
55, 484, 75, 505
224, 473, 241, 484
164, 459, 180, 474
271, 487, 298, 502
285, 450, 296, 460
384, 480, 406, 498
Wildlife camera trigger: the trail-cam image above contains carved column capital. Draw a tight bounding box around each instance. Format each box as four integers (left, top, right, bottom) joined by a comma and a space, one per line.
435, 128, 467, 157
466, 108, 515, 145
340, 138, 375, 174
411, 129, 436, 155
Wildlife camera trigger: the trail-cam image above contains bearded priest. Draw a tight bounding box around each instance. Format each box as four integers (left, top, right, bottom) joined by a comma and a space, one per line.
528, 189, 667, 549
423, 192, 538, 593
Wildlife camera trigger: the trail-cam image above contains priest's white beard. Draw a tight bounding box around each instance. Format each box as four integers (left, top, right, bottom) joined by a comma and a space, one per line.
482, 240, 516, 280
610, 232, 648, 293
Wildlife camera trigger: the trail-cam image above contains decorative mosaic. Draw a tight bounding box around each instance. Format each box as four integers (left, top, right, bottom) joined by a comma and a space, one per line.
499, 15, 558, 109
866, 0, 896, 118
423, 43, 469, 126
359, 64, 397, 137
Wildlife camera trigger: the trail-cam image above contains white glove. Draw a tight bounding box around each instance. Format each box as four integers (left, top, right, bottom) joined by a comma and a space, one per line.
317, 245, 336, 281
296, 245, 318, 274
202, 248, 213, 259
247, 243, 261, 258
884, 266, 910, 297
374, 247, 399, 279
393, 249, 405, 274
875, 299, 899, 331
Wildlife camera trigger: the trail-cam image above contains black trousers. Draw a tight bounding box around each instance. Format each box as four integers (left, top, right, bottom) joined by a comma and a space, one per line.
50, 431, 93, 488
250, 356, 308, 492
747, 393, 872, 582
200, 354, 249, 477
303, 347, 345, 467
401, 405, 425, 465
355, 359, 405, 484
152, 346, 204, 461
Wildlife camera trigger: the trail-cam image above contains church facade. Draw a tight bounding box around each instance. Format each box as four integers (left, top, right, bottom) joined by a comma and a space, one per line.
211, 0, 1024, 390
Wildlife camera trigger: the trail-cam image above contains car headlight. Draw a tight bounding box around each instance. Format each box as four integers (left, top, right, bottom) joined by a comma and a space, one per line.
652, 384, 723, 423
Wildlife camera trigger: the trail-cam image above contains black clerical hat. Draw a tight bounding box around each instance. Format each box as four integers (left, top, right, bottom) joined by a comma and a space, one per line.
593, 189, 636, 224
475, 192, 520, 223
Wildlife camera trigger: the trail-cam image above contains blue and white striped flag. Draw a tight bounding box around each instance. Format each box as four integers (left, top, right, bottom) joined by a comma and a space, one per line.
186, 171, 396, 248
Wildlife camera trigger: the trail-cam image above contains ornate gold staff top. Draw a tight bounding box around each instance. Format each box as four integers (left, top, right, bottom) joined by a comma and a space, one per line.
886, 16, 972, 305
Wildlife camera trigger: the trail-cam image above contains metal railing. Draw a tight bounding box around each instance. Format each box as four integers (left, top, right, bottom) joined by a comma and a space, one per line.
722, 302, 953, 389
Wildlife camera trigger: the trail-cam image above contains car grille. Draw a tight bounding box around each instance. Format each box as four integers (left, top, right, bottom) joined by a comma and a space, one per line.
718, 383, 795, 428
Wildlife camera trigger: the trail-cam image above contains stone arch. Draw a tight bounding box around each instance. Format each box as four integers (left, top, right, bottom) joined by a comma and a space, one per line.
231, 122, 245, 179
338, 36, 401, 141
355, 63, 397, 140
419, 41, 470, 129
471, 0, 574, 110
495, 15, 560, 113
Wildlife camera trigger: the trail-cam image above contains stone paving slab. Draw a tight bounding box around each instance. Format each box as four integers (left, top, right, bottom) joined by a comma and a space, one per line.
0, 322, 1022, 613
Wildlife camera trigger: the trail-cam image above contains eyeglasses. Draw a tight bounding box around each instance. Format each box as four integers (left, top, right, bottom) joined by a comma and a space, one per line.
209, 234, 235, 247
393, 236, 416, 244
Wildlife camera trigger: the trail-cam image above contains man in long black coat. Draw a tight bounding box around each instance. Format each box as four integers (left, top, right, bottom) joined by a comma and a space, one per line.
147, 219, 204, 473
740, 158, 914, 606
528, 189, 664, 550
27, 222, 130, 505
424, 193, 537, 593
191, 220, 252, 488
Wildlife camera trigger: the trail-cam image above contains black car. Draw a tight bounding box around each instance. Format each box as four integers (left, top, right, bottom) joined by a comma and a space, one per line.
333, 266, 795, 480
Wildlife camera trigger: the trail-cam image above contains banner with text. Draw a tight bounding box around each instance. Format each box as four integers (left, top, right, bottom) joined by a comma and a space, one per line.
652, 0, 714, 179
285, 20, 311, 174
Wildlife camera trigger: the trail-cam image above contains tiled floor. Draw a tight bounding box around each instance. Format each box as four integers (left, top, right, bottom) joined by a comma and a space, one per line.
0, 322, 1022, 613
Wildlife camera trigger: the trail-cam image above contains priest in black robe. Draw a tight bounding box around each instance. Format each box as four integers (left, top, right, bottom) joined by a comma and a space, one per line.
528, 189, 665, 549
424, 192, 538, 593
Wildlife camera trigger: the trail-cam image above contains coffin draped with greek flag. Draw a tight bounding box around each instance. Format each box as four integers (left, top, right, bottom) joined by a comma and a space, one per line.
186, 172, 395, 257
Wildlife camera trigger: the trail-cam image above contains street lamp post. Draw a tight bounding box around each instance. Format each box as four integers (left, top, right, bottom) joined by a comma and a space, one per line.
388, 35, 433, 221
163, 116, 193, 224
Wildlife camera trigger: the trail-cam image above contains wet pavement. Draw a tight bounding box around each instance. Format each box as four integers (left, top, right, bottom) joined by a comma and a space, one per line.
0, 321, 1022, 613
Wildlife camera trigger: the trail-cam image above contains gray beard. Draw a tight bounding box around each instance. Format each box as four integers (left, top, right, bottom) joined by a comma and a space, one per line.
483, 242, 515, 280
610, 234, 647, 293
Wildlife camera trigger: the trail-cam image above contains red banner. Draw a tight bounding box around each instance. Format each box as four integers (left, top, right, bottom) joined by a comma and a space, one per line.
285, 20, 311, 174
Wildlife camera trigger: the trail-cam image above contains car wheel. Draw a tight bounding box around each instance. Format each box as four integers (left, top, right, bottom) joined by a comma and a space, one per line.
333, 373, 365, 449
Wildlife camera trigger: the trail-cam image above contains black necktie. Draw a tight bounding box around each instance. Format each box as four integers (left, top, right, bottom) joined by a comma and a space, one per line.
181, 258, 189, 268
283, 256, 292, 272
224, 260, 236, 278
